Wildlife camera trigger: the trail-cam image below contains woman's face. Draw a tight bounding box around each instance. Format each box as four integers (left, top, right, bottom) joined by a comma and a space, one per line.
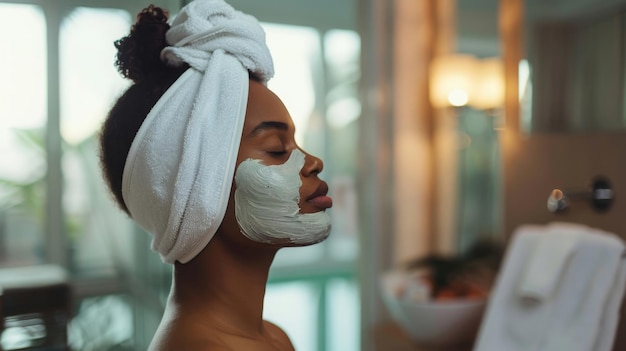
230, 80, 332, 246
236, 80, 332, 214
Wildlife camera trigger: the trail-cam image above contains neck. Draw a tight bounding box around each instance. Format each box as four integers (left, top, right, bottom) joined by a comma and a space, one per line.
168, 232, 278, 336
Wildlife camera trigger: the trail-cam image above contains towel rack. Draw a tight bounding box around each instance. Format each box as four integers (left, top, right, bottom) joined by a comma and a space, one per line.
547, 176, 614, 213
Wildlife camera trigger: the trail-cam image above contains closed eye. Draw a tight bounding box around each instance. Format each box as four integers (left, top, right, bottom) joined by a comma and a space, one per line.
267, 150, 287, 156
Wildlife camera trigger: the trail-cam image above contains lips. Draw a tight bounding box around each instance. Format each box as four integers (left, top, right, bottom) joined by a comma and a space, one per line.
306, 182, 333, 209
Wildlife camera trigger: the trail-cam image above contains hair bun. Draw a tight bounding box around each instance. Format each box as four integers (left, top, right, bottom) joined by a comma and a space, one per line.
115, 5, 171, 83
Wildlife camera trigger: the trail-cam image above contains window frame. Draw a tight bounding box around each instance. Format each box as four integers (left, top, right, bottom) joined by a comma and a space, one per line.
1, 1, 361, 350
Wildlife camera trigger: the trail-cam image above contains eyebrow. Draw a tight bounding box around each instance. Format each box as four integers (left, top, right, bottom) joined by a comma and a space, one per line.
249, 121, 290, 136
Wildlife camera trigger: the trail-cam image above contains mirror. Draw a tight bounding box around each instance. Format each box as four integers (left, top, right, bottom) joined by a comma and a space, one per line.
452, 0, 626, 250
523, 0, 626, 133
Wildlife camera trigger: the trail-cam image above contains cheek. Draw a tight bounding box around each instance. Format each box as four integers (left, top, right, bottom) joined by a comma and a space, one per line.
235, 150, 307, 213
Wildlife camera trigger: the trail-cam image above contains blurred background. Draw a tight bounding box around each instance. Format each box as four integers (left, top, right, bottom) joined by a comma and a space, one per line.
1, 1, 361, 349
1, 0, 625, 350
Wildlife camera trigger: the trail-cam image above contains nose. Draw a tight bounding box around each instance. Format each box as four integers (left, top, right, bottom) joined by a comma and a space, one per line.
300, 150, 324, 176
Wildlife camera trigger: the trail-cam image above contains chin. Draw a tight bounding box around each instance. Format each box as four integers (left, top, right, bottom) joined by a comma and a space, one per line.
286, 221, 332, 247
237, 209, 332, 245
287, 230, 331, 247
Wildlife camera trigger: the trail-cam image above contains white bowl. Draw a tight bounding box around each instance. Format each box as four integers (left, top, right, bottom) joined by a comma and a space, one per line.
380, 270, 487, 348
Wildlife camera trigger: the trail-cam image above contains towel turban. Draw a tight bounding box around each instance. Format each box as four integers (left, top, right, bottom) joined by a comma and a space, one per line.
121, 0, 274, 263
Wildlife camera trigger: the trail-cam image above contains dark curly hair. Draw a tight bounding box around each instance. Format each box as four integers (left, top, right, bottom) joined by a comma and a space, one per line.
99, 5, 188, 214
100, 4, 261, 215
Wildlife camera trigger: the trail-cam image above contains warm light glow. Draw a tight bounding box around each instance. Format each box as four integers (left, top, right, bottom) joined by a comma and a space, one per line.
448, 89, 469, 106
429, 54, 478, 108
470, 57, 504, 110
429, 54, 505, 110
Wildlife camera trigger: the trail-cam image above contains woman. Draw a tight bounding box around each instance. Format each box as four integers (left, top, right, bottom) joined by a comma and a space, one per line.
99, 1, 333, 350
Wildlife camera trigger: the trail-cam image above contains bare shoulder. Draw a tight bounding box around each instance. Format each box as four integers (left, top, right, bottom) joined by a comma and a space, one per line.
148, 319, 231, 351
263, 320, 295, 351
148, 317, 294, 351
150, 339, 229, 351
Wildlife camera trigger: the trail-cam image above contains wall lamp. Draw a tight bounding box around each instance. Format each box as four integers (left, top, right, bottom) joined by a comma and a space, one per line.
429, 54, 504, 111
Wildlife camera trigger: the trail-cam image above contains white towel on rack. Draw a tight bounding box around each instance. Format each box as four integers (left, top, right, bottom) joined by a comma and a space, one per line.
121, 0, 274, 264
517, 223, 584, 303
474, 222, 626, 351
595, 255, 626, 351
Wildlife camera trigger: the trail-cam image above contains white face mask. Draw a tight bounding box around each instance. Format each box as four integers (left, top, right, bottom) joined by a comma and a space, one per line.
234, 149, 331, 245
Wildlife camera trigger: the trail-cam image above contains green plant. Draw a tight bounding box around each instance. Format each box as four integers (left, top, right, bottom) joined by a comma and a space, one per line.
404, 237, 505, 299
0, 128, 46, 211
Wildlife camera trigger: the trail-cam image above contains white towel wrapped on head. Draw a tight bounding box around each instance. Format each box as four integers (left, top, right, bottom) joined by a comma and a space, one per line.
162, 0, 273, 81
122, 0, 274, 264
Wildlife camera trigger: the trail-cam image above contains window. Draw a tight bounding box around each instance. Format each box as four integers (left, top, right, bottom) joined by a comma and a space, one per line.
0, 2, 361, 350
59, 7, 134, 278
0, 3, 47, 267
